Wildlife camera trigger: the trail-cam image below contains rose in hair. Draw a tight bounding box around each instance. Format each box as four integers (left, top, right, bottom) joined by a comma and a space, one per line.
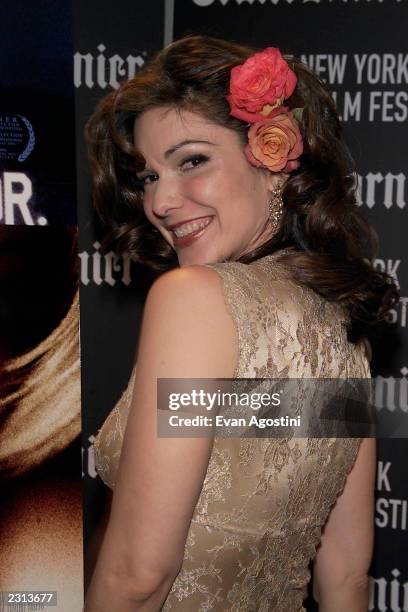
245, 108, 303, 173
227, 47, 297, 123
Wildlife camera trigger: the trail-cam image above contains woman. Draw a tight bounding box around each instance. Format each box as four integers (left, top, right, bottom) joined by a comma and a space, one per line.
84, 35, 398, 611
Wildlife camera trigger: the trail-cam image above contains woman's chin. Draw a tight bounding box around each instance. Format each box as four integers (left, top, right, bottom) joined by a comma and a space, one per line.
177, 254, 208, 267
177, 249, 220, 267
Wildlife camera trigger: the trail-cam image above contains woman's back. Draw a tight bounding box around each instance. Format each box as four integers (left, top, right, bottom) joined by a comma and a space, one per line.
94, 249, 370, 611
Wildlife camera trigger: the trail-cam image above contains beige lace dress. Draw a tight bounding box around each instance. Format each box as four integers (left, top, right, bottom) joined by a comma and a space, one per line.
93, 249, 371, 611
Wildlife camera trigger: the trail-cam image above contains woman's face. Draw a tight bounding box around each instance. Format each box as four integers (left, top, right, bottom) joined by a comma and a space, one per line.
133, 106, 283, 266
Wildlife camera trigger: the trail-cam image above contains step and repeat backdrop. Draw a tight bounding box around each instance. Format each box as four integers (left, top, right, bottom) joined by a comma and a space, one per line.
0, 1, 82, 611
170, 2, 408, 608
2, 1, 406, 610
76, 2, 407, 610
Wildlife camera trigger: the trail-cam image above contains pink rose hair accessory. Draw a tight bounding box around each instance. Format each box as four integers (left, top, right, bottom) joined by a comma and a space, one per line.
227, 47, 304, 175
227, 47, 297, 123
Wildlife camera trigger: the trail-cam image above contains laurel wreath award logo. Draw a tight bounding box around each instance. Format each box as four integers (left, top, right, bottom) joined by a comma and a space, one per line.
18, 116, 36, 161
0, 115, 36, 163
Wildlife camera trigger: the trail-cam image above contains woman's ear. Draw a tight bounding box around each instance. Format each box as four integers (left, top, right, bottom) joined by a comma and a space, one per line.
264, 169, 287, 193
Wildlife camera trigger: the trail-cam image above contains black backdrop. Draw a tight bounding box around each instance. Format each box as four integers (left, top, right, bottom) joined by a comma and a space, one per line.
75, 2, 408, 609
0, 0, 77, 226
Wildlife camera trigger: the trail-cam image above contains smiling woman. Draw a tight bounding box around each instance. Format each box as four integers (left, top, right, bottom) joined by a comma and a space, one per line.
132, 106, 280, 266
84, 34, 397, 611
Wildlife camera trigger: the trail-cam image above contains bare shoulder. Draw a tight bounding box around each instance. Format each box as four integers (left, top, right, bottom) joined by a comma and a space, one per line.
140, 265, 238, 379
148, 264, 227, 306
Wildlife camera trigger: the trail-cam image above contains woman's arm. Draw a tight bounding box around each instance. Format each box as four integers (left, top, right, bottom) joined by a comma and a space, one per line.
84, 266, 238, 611
312, 437, 376, 611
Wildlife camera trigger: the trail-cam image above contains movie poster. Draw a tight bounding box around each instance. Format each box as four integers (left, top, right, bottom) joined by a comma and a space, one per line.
0, 1, 82, 610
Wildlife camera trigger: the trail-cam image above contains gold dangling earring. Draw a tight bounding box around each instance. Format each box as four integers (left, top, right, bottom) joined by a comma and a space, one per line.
268, 185, 284, 234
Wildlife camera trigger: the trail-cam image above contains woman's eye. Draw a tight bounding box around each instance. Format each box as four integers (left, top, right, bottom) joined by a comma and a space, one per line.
139, 174, 158, 186
137, 155, 208, 187
180, 154, 209, 171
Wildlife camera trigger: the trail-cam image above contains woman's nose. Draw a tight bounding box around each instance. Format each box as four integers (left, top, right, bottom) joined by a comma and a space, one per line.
150, 175, 184, 218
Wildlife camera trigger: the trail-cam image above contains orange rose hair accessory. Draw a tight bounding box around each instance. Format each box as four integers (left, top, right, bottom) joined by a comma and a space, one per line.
245, 107, 303, 174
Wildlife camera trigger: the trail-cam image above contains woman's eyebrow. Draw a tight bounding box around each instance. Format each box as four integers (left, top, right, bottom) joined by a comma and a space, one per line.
136, 140, 218, 176
164, 139, 217, 159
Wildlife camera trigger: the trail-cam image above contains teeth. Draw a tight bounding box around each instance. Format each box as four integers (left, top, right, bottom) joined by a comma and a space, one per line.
173, 217, 212, 238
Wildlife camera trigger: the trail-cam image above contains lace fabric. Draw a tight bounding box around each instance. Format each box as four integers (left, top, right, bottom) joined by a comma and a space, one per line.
93, 250, 370, 611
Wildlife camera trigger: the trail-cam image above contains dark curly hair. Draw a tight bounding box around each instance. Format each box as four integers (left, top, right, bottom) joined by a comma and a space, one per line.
85, 34, 399, 344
